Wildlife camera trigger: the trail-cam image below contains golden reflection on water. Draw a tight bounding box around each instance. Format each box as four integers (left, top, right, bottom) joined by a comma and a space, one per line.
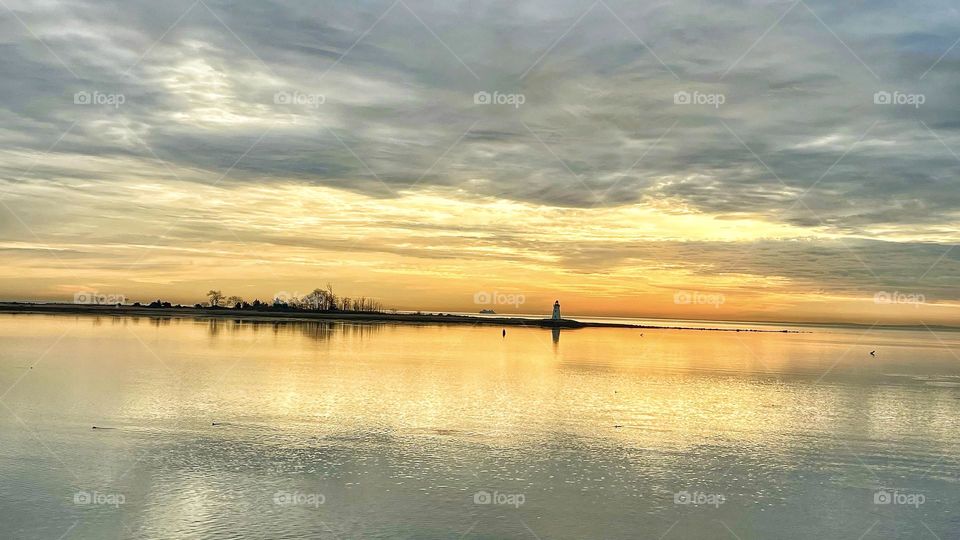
2, 313, 958, 461
3, 314, 960, 539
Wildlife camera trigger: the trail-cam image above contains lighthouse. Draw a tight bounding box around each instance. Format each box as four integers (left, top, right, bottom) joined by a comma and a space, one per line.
552, 300, 561, 320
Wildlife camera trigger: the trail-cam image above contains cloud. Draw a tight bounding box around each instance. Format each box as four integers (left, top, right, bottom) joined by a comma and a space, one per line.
1, 0, 959, 314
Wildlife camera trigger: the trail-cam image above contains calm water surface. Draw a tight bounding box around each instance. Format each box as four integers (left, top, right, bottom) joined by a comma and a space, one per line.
1, 314, 958, 539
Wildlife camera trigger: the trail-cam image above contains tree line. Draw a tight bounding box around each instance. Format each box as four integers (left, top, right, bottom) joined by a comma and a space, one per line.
204, 284, 383, 313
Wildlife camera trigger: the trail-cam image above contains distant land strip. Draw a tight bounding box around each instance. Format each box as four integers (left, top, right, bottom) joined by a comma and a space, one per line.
0, 303, 804, 333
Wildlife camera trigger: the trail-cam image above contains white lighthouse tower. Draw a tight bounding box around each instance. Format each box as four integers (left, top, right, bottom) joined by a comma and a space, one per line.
552, 300, 561, 320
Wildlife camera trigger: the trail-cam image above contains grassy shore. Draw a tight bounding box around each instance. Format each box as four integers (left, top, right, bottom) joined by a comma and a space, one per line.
0, 302, 804, 333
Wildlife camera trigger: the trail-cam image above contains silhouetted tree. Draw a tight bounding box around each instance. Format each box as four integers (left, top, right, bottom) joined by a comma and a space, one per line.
206, 290, 224, 307
326, 283, 337, 310
305, 289, 324, 310
199, 285, 383, 313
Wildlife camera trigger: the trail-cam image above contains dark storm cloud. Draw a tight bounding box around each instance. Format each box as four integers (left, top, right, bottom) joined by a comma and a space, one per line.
558, 238, 960, 300
2, 0, 960, 232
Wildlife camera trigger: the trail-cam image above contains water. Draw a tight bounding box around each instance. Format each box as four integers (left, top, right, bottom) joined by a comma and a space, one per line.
0, 313, 958, 539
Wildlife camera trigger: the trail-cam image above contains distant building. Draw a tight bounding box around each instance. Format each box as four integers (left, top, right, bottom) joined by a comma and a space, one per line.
552, 300, 561, 320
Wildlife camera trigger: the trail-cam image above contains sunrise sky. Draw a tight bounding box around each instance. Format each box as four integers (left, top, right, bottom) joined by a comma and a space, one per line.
1, 0, 959, 325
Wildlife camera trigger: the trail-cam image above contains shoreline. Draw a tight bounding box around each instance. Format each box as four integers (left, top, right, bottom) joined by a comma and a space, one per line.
0, 303, 802, 333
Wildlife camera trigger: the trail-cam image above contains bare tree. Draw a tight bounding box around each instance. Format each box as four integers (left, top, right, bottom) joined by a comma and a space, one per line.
301, 284, 340, 310
255, 284, 383, 313
350, 296, 381, 312
305, 288, 326, 310
206, 290, 224, 307
226, 295, 244, 308
325, 283, 337, 311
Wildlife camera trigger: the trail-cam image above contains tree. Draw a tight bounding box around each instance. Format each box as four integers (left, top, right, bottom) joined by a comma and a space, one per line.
199, 284, 384, 313
206, 290, 224, 307
349, 296, 382, 312
305, 288, 327, 311
325, 283, 337, 310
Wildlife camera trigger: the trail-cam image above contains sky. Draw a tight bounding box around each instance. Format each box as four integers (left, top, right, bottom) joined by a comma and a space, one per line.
0, 0, 959, 325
